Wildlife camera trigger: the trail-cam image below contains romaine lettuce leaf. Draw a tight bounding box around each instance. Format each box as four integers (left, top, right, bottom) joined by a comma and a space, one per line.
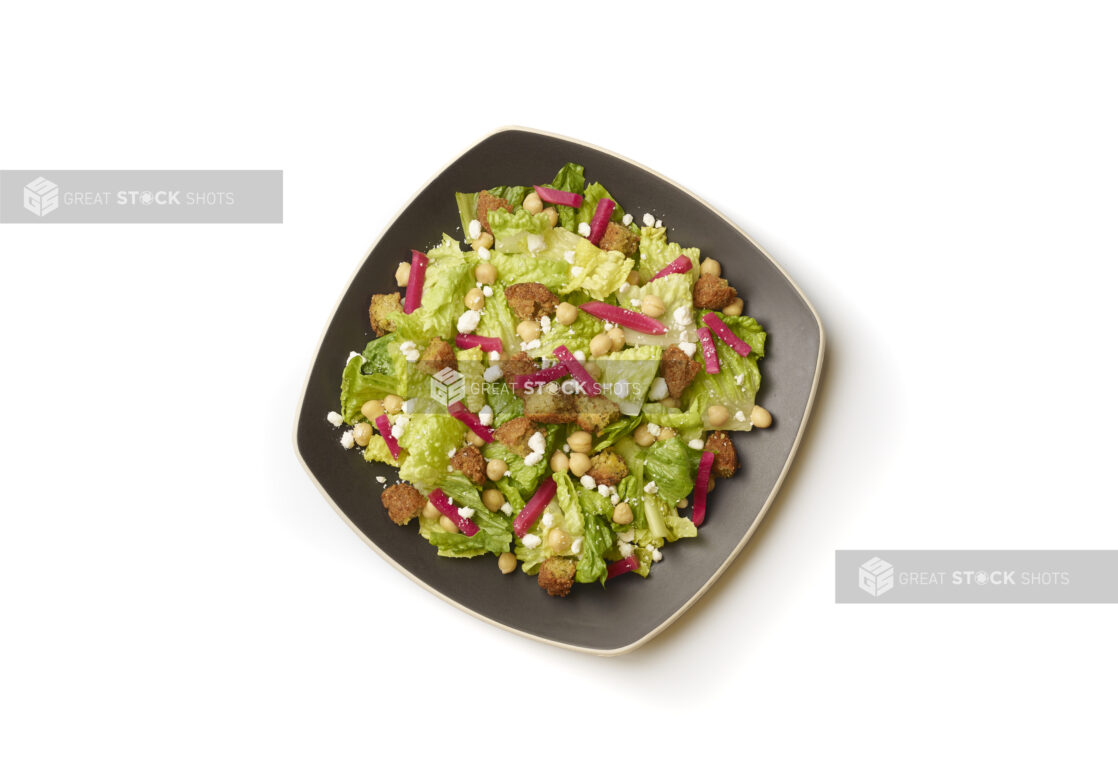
686, 313, 767, 430
536, 304, 605, 360
488, 252, 571, 293
576, 182, 628, 227
548, 163, 586, 232
340, 355, 400, 424
636, 226, 701, 283
591, 415, 642, 453
473, 279, 522, 354
560, 239, 634, 300
389, 235, 473, 346
643, 493, 697, 542
643, 436, 703, 505
456, 345, 486, 413
483, 442, 549, 497
363, 435, 402, 466
397, 414, 465, 490
598, 345, 662, 416
616, 272, 696, 347
488, 209, 554, 255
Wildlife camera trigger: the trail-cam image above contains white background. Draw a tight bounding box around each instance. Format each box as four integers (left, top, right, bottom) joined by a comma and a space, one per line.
3, 1, 1116, 771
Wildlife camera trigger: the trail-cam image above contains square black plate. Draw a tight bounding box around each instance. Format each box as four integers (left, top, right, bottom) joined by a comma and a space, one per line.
294, 128, 824, 654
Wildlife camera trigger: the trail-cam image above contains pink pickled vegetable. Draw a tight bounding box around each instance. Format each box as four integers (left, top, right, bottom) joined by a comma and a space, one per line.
651, 255, 693, 280
553, 345, 601, 397
586, 198, 616, 246
579, 301, 668, 335
403, 249, 428, 314
606, 556, 639, 580
702, 313, 753, 358
373, 414, 402, 460
514, 478, 557, 538
533, 185, 583, 209
447, 400, 494, 443
455, 333, 503, 353
428, 488, 479, 537
509, 363, 568, 391
691, 451, 715, 527
696, 327, 720, 374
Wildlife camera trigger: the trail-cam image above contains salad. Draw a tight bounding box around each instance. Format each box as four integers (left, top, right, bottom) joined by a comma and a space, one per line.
329, 162, 772, 597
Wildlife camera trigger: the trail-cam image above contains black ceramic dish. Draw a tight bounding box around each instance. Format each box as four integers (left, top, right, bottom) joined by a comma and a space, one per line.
294, 128, 824, 655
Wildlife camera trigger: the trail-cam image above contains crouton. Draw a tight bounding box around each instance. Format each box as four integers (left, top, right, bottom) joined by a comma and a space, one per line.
417, 336, 456, 376
574, 394, 621, 435
693, 275, 737, 310
523, 386, 577, 424
504, 282, 559, 320
538, 556, 578, 597
380, 483, 425, 526
587, 449, 629, 487
493, 416, 540, 457
597, 222, 640, 256
704, 431, 740, 478
450, 445, 486, 485
660, 344, 701, 399
501, 352, 539, 394
476, 190, 512, 233
368, 292, 402, 336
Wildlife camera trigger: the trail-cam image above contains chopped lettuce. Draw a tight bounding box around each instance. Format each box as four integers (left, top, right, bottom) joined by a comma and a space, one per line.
389, 235, 473, 346
617, 272, 696, 347
576, 182, 628, 227
457, 345, 486, 413
643, 493, 697, 542
548, 162, 586, 231
362, 434, 402, 466
687, 313, 767, 431
483, 442, 549, 498
636, 226, 701, 283
560, 239, 634, 300
643, 436, 703, 506
488, 251, 571, 293
598, 345, 663, 416
536, 303, 605, 359
340, 355, 400, 424
641, 398, 704, 431
396, 414, 465, 490
455, 187, 531, 237
591, 415, 642, 453
488, 209, 555, 255
474, 279, 523, 353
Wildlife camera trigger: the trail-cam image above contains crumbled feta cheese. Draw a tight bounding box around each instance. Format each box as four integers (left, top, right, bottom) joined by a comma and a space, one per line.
478, 405, 494, 426
652, 548, 663, 562
577, 222, 591, 237
617, 283, 630, 294
647, 422, 662, 437
402, 399, 416, 414
642, 213, 655, 227
644, 480, 659, 494
562, 444, 570, 453
340, 431, 354, 449
735, 410, 747, 422
448, 448, 457, 458
597, 484, 610, 497
528, 432, 546, 455
457, 507, 475, 519
522, 534, 542, 549
542, 512, 555, 528
563, 250, 576, 263
400, 340, 420, 363
457, 309, 481, 334
679, 341, 697, 357
525, 451, 543, 466
673, 305, 692, 325
500, 503, 513, 515
477, 246, 490, 261
523, 339, 541, 351
619, 542, 634, 558
571, 537, 583, 554
647, 377, 669, 401
573, 350, 586, 363
571, 265, 583, 276
375, 475, 387, 484
610, 494, 620, 505
622, 213, 633, 226
580, 474, 596, 489
688, 439, 705, 450
539, 315, 552, 334
655, 219, 662, 228
326, 411, 343, 427
735, 373, 745, 386
489, 349, 501, 362
468, 219, 482, 240
476, 281, 483, 289
391, 424, 405, 439
526, 233, 545, 254
603, 322, 615, 331
630, 299, 641, 307
482, 285, 493, 297
483, 365, 503, 383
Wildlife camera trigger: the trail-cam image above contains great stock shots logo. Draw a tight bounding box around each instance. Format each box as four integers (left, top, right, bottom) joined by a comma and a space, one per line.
429, 367, 466, 407
23, 177, 59, 217
859, 557, 895, 598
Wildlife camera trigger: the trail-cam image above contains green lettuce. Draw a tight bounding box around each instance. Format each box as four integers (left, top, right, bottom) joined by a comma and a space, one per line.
641, 398, 704, 431
456, 345, 486, 413
483, 442, 549, 498
616, 272, 696, 347
636, 226, 701, 283
643, 435, 703, 505
488, 252, 571, 293
643, 492, 697, 542
560, 239, 634, 300
598, 345, 663, 416
591, 415, 642, 452
548, 162, 586, 232
397, 414, 465, 490
687, 313, 767, 430
536, 303, 605, 359
389, 235, 473, 346
488, 209, 554, 255
340, 355, 399, 424
362, 434, 401, 466
576, 182, 628, 227
455, 187, 532, 237
474, 279, 523, 354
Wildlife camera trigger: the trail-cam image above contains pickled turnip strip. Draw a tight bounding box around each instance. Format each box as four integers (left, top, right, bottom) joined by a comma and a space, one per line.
509, 364, 568, 391
533, 185, 583, 209
403, 250, 428, 314
513, 478, 557, 538
697, 327, 720, 374
586, 198, 615, 246
373, 414, 401, 460
702, 313, 752, 358
579, 301, 668, 335
651, 255, 693, 280
428, 488, 479, 536
553, 345, 601, 397
455, 334, 502, 353
447, 401, 494, 443
691, 452, 715, 527
606, 556, 639, 580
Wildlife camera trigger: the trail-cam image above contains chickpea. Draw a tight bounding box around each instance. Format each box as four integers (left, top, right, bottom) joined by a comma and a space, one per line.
395, 262, 410, 287
466, 429, 485, 447
482, 489, 506, 512
659, 397, 680, 409
589, 333, 612, 357
486, 459, 508, 482
471, 232, 494, 250
523, 191, 543, 214
626, 270, 641, 286
613, 502, 634, 525
423, 500, 441, 519
585, 362, 603, 380
548, 528, 572, 553
517, 320, 541, 342
607, 327, 626, 351
677, 498, 689, 509
498, 552, 517, 574
352, 422, 373, 446
567, 431, 592, 454
555, 302, 578, 326
700, 258, 722, 277
707, 404, 731, 427
722, 298, 744, 316
439, 515, 460, 534
658, 427, 677, 441
641, 294, 666, 318
465, 288, 486, 310
360, 399, 384, 421
475, 262, 497, 284
568, 452, 591, 477
750, 404, 773, 428
633, 424, 656, 447
542, 207, 558, 227
550, 450, 570, 473
382, 394, 403, 414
